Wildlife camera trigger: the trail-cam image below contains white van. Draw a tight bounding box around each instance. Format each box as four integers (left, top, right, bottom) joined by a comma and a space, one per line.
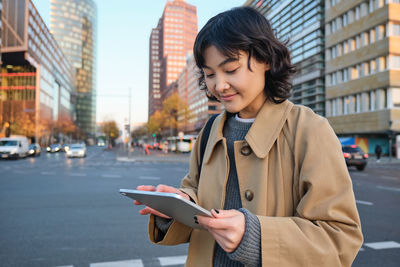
0, 135, 30, 159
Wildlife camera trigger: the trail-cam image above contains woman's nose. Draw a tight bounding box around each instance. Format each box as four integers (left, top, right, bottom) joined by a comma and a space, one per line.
215, 77, 229, 93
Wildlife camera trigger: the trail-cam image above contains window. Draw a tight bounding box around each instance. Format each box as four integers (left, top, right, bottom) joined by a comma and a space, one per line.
378, 56, 386, 71
370, 59, 377, 73
342, 13, 348, 27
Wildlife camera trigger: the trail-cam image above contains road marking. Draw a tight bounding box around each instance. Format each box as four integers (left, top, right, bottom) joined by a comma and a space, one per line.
139, 176, 161, 180
377, 185, 400, 192
101, 174, 122, 178
90, 259, 143, 267
364, 241, 400, 250
69, 173, 87, 177
158, 255, 187, 266
356, 200, 373, 206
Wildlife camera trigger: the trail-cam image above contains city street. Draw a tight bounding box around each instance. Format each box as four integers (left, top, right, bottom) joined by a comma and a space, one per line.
0, 147, 399, 267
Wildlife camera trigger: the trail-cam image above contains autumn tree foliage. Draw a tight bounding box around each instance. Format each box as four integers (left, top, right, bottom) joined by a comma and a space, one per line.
147, 92, 191, 137
100, 120, 120, 143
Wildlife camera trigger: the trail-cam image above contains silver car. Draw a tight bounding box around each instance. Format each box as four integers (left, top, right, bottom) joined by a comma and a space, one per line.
66, 144, 86, 158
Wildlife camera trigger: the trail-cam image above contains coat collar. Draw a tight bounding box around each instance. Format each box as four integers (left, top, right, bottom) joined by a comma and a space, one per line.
203, 100, 294, 163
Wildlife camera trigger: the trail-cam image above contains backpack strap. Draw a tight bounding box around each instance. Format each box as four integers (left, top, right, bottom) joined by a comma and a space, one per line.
198, 114, 218, 178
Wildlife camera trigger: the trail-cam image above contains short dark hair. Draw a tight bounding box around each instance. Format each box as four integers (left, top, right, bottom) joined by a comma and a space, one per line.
193, 6, 295, 104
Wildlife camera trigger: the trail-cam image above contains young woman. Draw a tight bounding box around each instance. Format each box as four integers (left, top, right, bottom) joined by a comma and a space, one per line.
135, 7, 363, 267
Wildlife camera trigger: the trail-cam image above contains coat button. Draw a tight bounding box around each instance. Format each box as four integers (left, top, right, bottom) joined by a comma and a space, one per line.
240, 145, 252, 156
245, 190, 254, 201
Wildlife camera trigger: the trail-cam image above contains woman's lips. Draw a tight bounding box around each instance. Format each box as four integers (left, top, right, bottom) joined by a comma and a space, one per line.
220, 94, 236, 101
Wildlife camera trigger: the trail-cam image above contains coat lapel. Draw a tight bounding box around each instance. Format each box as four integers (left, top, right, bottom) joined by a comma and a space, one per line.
245, 100, 293, 158
203, 100, 294, 163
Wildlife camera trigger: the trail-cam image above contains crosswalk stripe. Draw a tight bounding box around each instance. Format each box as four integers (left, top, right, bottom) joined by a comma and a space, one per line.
364, 241, 400, 250
139, 176, 160, 180
90, 259, 143, 267
376, 185, 400, 192
69, 173, 87, 177
158, 255, 187, 266
356, 200, 373, 206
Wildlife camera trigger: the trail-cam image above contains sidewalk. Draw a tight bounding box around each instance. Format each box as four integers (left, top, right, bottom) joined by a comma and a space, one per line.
367, 155, 400, 166
115, 147, 190, 163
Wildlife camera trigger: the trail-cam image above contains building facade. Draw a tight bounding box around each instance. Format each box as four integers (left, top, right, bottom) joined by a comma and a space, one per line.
0, 0, 75, 143
245, 0, 326, 116
50, 0, 97, 138
148, 0, 198, 118
324, 0, 400, 154
149, 19, 163, 116
177, 54, 222, 134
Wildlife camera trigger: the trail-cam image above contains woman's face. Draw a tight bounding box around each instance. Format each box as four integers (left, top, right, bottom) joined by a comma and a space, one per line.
202, 45, 269, 118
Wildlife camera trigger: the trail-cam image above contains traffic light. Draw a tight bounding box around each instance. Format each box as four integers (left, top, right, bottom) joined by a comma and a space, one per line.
152, 133, 156, 137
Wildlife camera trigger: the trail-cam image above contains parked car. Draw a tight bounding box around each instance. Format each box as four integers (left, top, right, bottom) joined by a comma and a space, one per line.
28, 143, 41, 157
66, 143, 86, 158
0, 136, 29, 159
61, 144, 70, 152
342, 145, 368, 171
46, 144, 62, 153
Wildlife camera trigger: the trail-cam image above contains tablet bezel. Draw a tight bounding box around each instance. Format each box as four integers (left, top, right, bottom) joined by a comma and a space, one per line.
120, 189, 212, 229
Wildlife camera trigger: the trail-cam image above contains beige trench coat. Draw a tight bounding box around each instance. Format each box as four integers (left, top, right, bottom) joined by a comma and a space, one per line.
148, 100, 363, 266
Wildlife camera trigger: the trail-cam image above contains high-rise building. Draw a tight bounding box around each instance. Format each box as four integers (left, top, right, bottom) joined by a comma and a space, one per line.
177, 54, 222, 134
149, 20, 163, 116
50, 0, 97, 138
245, 0, 326, 116
148, 0, 198, 118
0, 0, 75, 143
324, 0, 400, 154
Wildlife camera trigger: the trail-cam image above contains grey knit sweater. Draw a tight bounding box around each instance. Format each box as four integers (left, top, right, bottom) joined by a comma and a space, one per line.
156, 115, 261, 266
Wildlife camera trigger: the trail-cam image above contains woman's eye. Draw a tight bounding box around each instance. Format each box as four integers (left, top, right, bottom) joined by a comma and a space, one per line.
226, 68, 238, 74
205, 73, 214, 78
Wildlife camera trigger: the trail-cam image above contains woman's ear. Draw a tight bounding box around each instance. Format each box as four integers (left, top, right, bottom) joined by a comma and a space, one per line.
265, 63, 270, 71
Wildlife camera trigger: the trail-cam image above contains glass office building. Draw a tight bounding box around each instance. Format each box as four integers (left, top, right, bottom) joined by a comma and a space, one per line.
0, 0, 75, 143
245, 0, 326, 115
50, 0, 97, 138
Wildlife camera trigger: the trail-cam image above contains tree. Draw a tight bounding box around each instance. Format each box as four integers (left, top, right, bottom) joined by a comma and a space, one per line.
57, 116, 77, 140
100, 120, 120, 143
161, 92, 191, 136
147, 110, 164, 135
10, 112, 36, 137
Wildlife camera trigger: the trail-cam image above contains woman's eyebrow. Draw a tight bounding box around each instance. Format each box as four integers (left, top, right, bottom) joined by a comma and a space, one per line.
203, 57, 239, 69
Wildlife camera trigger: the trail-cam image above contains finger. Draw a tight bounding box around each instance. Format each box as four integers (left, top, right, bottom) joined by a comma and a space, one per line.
197, 215, 229, 230
134, 200, 142, 205
156, 184, 180, 194
139, 207, 171, 219
136, 185, 156, 191
211, 209, 239, 219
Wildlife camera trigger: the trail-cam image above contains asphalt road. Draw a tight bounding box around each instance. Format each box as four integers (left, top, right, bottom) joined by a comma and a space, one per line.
0, 147, 399, 267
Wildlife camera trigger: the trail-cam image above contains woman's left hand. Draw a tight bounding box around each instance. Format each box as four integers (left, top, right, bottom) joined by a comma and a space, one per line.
197, 209, 245, 253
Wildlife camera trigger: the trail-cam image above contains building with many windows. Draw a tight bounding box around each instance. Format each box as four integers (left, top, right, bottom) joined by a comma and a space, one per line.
0, 0, 75, 143
50, 0, 97, 138
324, 0, 400, 154
176, 54, 222, 134
245, 0, 326, 115
148, 0, 198, 118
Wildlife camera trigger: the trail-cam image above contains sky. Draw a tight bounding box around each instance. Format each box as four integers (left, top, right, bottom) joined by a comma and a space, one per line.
31, 0, 245, 129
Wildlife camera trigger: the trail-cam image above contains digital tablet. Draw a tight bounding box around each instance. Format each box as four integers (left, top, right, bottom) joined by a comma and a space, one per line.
120, 189, 212, 229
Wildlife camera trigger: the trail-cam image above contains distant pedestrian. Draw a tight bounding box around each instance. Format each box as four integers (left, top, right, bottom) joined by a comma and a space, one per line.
375, 144, 382, 162
134, 6, 362, 267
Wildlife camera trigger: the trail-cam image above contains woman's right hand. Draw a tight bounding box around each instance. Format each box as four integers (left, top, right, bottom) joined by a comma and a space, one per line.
134, 184, 190, 219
